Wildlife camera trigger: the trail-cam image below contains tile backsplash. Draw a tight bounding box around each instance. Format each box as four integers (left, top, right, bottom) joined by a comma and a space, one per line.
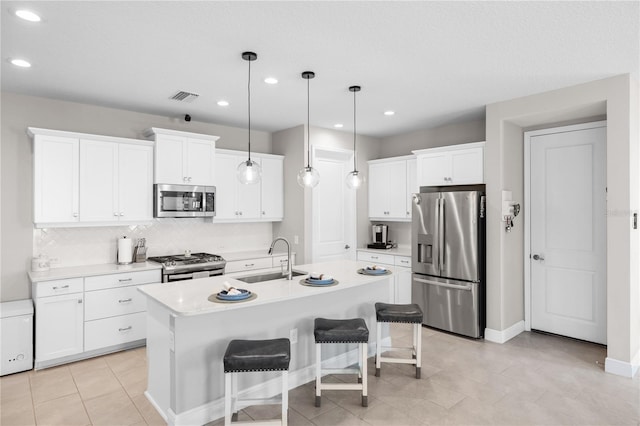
33, 219, 273, 267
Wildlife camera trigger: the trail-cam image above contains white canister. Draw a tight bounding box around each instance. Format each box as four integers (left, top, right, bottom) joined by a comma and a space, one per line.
31, 255, 50, 272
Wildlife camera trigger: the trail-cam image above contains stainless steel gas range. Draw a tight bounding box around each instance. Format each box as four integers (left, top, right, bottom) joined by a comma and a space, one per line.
148, 252, 226, 282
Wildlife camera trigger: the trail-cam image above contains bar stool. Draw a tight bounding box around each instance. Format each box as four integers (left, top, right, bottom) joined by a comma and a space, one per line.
223, 338, 291, 425
313, 317, 369, 407
374, 302, 423, 379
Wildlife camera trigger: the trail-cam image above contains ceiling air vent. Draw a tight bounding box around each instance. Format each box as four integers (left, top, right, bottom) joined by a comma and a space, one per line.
170, 91, 200, 103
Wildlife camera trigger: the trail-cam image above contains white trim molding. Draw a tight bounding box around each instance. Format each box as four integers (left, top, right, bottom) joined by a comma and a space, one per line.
605, 357, 639, 378
485, 321, 525, 344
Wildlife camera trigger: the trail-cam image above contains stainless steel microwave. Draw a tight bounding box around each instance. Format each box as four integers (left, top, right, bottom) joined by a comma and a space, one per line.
154, 184, 215, 218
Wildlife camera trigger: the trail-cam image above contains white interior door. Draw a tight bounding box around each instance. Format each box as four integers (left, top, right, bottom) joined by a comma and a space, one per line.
528, 122, 606, 344
311, 147, 356, 262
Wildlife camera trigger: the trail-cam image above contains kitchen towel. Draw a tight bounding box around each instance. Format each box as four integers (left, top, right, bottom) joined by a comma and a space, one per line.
117, 237, 133, 264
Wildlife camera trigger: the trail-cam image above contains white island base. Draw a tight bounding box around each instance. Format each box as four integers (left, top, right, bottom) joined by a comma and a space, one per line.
139, 260, 393, 425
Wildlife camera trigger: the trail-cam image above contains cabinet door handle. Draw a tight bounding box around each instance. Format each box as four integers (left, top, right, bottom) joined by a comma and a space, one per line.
183, 177, 187, 182
188, 177, 192, 182
118, 298, 133, 303
118, 326, 132, 332
52, 285, 69, 290
114, 212, 119, 217
262, 211, 265, 215
245, 263, 254, 267
73, 213, 79, 217
371, 256, 378, 259
239, 211, 243, 216
78, 299, 83, 304
118, 278, 132, 282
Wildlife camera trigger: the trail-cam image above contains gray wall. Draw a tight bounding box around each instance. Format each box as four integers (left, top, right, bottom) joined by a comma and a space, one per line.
273, 125, 380, 263
1, 92, 271, 301
485, 74, 639, 369
272, 125, 306, 261
377, 118, 486, 159
371, 118, 487, 248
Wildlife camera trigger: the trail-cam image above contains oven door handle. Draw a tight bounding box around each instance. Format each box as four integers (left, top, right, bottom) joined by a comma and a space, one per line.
167, 272, 196, 281
165, 269, 225, 282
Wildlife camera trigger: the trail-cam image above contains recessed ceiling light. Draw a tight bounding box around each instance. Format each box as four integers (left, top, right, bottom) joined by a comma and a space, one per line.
10, 58, 31, 68
15, 9, 41, 22
334, 124, 344, 128
217, 100, 229, 107
384, 110, 395, 116
264, 77, 278, 85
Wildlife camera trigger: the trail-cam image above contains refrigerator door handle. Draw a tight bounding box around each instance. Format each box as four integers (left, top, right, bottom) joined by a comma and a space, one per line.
438, 197, 445, 271
413, 277, 473, 291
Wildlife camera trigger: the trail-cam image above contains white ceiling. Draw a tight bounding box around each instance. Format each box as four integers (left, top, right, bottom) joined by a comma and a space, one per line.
2, 1, 638, 138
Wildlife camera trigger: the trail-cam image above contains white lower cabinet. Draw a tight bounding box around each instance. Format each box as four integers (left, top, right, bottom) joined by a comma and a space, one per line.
32, 268, 160, 369
84, 312, 146, 352
357, 251, 412, 304
33, 278, 84, 364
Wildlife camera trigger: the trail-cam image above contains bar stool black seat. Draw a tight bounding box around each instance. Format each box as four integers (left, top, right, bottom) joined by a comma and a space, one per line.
223, 338, 291, 425
374, 302, 423, 378
313, 318, 369, 407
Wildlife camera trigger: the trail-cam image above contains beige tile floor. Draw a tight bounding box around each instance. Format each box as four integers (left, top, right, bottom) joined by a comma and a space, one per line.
2, 324, 639, 425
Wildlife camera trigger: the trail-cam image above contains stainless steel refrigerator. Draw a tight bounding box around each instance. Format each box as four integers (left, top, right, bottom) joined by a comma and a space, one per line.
411, 185, 486, 338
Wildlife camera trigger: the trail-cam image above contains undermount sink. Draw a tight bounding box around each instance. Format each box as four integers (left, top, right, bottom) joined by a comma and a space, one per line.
234, 269, 307, 284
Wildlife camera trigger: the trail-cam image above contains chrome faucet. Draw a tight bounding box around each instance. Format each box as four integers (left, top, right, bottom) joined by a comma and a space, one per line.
268, 237, 292, 280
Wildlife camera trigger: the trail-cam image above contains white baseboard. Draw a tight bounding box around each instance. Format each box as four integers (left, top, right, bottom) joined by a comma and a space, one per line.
484, 320, 525, 344
605, 356, 639, 378
171, 338, 390, 426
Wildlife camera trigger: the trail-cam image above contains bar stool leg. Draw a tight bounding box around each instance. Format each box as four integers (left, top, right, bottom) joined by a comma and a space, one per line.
361, 342, 368, 407
281, 370, 288, 425
375, 321, 382, 377
415, 323, 422, 379
315, 343, 322, 407
224, 373, 232, 425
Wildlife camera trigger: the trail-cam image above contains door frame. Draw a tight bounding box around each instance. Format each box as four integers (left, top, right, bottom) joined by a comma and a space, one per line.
308, 145, 356, 263
523, 120, 607, 332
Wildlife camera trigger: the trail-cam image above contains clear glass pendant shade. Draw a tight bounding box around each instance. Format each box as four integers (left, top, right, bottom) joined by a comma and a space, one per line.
297, 166, 320, 188
237, 159, 262, 185
345, 170, 365, 189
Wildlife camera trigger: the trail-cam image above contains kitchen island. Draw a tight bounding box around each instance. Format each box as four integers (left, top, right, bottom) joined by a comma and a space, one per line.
138, 259, 393, 425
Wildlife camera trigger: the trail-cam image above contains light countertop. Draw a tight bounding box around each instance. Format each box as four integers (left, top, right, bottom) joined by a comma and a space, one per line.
138, 259, 392, 317
28, 261, 162, 283
357, 246, 411, 257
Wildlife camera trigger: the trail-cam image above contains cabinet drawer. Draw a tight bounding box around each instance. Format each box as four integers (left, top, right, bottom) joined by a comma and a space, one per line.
84, 286, 146, 321
33, 278, 83, 298
84, 312, 146, 351
272, 254, 295, 268
357, 251, 394, 266
84, 269, 160, 291
225, 257, 272, 273
394, 256, 411, 268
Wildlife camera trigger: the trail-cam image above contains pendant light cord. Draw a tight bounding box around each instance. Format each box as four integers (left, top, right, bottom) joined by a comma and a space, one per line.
307, 77, 311, 168
352, 88, 357, 171
247, 57, 252, 162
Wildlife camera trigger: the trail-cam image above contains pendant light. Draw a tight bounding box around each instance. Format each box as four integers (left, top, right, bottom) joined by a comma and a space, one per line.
297, 71, 320, 188
345, 85, 365, 189
237, 51, 262, 185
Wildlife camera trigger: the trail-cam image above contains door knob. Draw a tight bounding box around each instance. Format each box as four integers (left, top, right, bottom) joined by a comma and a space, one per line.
345, 244, 350, 249
532, 254, 545, 261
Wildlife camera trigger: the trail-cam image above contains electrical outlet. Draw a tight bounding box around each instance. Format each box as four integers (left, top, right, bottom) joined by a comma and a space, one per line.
290, 328, 298, 344
294, 235, 299, 245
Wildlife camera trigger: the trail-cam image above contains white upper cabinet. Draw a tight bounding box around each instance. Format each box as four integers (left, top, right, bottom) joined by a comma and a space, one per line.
80, 139, 154, 224
413, 142, 484, 186
32, 133, 80, 224
368, 156, 415, 221
144, 128, 219, 186
30, 128, 154, 227
214, 149, 283, 222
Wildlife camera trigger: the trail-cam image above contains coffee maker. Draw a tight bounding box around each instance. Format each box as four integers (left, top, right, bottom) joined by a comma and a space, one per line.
368, 224, 392, 249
